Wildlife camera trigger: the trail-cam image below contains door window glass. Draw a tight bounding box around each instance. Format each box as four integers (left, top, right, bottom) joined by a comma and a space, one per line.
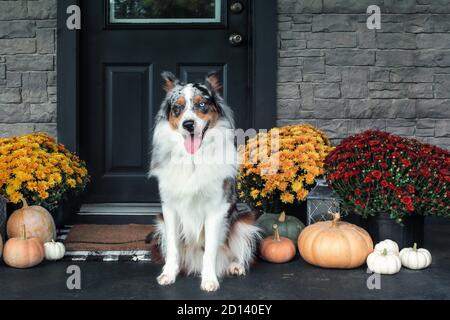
109, 0, 221, 24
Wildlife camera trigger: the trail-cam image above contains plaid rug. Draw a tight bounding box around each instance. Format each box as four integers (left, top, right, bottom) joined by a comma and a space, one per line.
57, 225, 152, 262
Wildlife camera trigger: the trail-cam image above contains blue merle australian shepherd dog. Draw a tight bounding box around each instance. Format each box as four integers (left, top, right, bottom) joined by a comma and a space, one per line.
149, 72, 260, 292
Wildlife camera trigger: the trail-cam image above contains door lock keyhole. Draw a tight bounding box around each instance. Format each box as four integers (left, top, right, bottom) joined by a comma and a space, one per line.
229, 33, 243, 46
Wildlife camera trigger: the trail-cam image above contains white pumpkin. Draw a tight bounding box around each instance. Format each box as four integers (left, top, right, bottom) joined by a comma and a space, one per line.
367, 248, 401, 275
399, 243, 432, 270
44, 240, 65, 261
374, 239, 399, 255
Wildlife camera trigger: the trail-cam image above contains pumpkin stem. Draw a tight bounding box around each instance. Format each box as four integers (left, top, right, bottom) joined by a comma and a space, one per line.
21, 224, 27, 240
382, 248, 388, 256
413, 243, 417, 251
273, 224, 281, 242
278, 211, 286, 223
331, 212, 340, 226
21, 198, 29, 208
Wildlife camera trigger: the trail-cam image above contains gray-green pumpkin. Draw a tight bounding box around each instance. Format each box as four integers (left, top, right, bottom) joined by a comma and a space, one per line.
256, 212, 305, 242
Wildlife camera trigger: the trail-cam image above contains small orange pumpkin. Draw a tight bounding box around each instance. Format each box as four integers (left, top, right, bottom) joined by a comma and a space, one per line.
7, 199, 56, 243
260, 224, 296, 263
298, 213, 373, 269
3, 225, 45, 269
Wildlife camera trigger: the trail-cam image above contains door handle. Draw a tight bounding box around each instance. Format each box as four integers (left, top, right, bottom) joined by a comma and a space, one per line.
229, 33, 244, 46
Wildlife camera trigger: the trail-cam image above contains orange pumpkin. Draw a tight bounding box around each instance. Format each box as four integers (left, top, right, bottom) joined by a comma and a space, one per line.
3, 225, 45, 268
7, 199, 55, 243
260, 224, 296, 263
298, 213, 373, 269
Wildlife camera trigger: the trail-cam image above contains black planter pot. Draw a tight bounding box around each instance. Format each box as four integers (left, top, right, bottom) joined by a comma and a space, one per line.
362, 213, 424, 248
283, 201, 308, 225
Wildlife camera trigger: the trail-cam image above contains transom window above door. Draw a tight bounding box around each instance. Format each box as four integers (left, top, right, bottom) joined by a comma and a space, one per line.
108, 0, 223, 24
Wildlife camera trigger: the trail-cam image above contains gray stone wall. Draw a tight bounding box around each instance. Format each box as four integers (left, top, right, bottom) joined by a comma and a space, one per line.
277, 0, 450, 149
1, 0, 449, 150
0, 0, 56, 138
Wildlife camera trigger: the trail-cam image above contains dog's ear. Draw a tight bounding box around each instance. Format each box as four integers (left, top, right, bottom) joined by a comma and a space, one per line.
205, 71, 222, 93
161, 71, 179, 92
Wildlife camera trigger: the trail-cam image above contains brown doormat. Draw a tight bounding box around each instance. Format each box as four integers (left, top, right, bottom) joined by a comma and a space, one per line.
64, 224, 154, 251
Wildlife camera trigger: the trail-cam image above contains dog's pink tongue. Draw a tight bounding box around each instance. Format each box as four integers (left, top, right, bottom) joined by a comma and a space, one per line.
184, 135, 202, 155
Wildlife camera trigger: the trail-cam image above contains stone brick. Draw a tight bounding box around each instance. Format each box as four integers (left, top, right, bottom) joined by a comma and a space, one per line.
0, 88, 21, 103
416, 119, 435, 137
0, 1, 27, 20
278, 67, 302, 82
369, 82, 409, 99
299, 83, 314, 110
7, 55, 53, 71
417, 99, 450, 118
390, 67, 434, 82
357, 24, 376, 49
0, 124, 35, 138
323, 0, 384, 13
377, 33, 416, 49
376, 50, 415, 66
405, 15, 450, 33
22, 73, 48, 103
277, 84, 300, 99
348, 99, 416, 119
414, 51, 450, 67
407, 83, 433, 98
312, 15, 357, 32
0, 21, 35, 39
435, 120, 450, 137
0, 64, 5, 79
386, 120, 416, 136
6, 72, 21, 88
37, 29, 55, 54
27, 0, 57, 19
279, 58, 301, 67
33, 123, 57, 138
317, 120, 349, 139
417, 34, 450, 48
326, 50, 375, 66
0, 39, 36, 55
348, 120, 386, 135
312, 99, 347, 119
277, 100, 300, 119
302, 57, 325, 74
0, 104, 30, 123
307, 33, 356, 48
369, 68, 390, 82
341, 67, 368, 98
30, 103, 56, 123
314, 83, 341, 99
435, 74, 450, 98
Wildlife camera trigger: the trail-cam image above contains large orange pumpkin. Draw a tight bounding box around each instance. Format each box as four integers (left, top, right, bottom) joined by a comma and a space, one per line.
298, 213, 373, 269
3, 225, 45, 268
7, 199, 56, 243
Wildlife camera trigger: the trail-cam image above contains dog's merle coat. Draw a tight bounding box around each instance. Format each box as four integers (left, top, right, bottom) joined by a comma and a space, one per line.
149, 72, 260, 292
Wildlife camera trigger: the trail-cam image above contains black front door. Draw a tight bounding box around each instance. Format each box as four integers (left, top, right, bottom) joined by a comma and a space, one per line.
80, 0, 251, 203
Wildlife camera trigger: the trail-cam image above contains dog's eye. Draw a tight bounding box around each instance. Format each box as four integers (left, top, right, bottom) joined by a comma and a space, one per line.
172, 105, 183, 116
198, 102, 207, 113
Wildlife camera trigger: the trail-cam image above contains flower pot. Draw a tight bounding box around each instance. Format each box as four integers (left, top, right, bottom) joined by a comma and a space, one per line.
51, 193, 81, 228
362, 213, 424, 248
283, 201, 308, 225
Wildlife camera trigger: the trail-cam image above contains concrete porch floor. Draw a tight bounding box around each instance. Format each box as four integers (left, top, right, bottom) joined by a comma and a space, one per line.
1, 219, 449, 300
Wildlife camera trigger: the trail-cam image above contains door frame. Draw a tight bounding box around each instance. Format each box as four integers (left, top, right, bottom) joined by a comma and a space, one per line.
57, 0, 277, 153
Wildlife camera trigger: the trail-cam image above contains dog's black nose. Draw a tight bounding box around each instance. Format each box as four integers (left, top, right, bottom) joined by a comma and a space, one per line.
182, 120, 195, 133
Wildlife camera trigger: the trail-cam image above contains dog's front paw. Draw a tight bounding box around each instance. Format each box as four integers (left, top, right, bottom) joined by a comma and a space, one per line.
157, 273, 177, 286
201, 277, 220, 292
227, 262, 246, 276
